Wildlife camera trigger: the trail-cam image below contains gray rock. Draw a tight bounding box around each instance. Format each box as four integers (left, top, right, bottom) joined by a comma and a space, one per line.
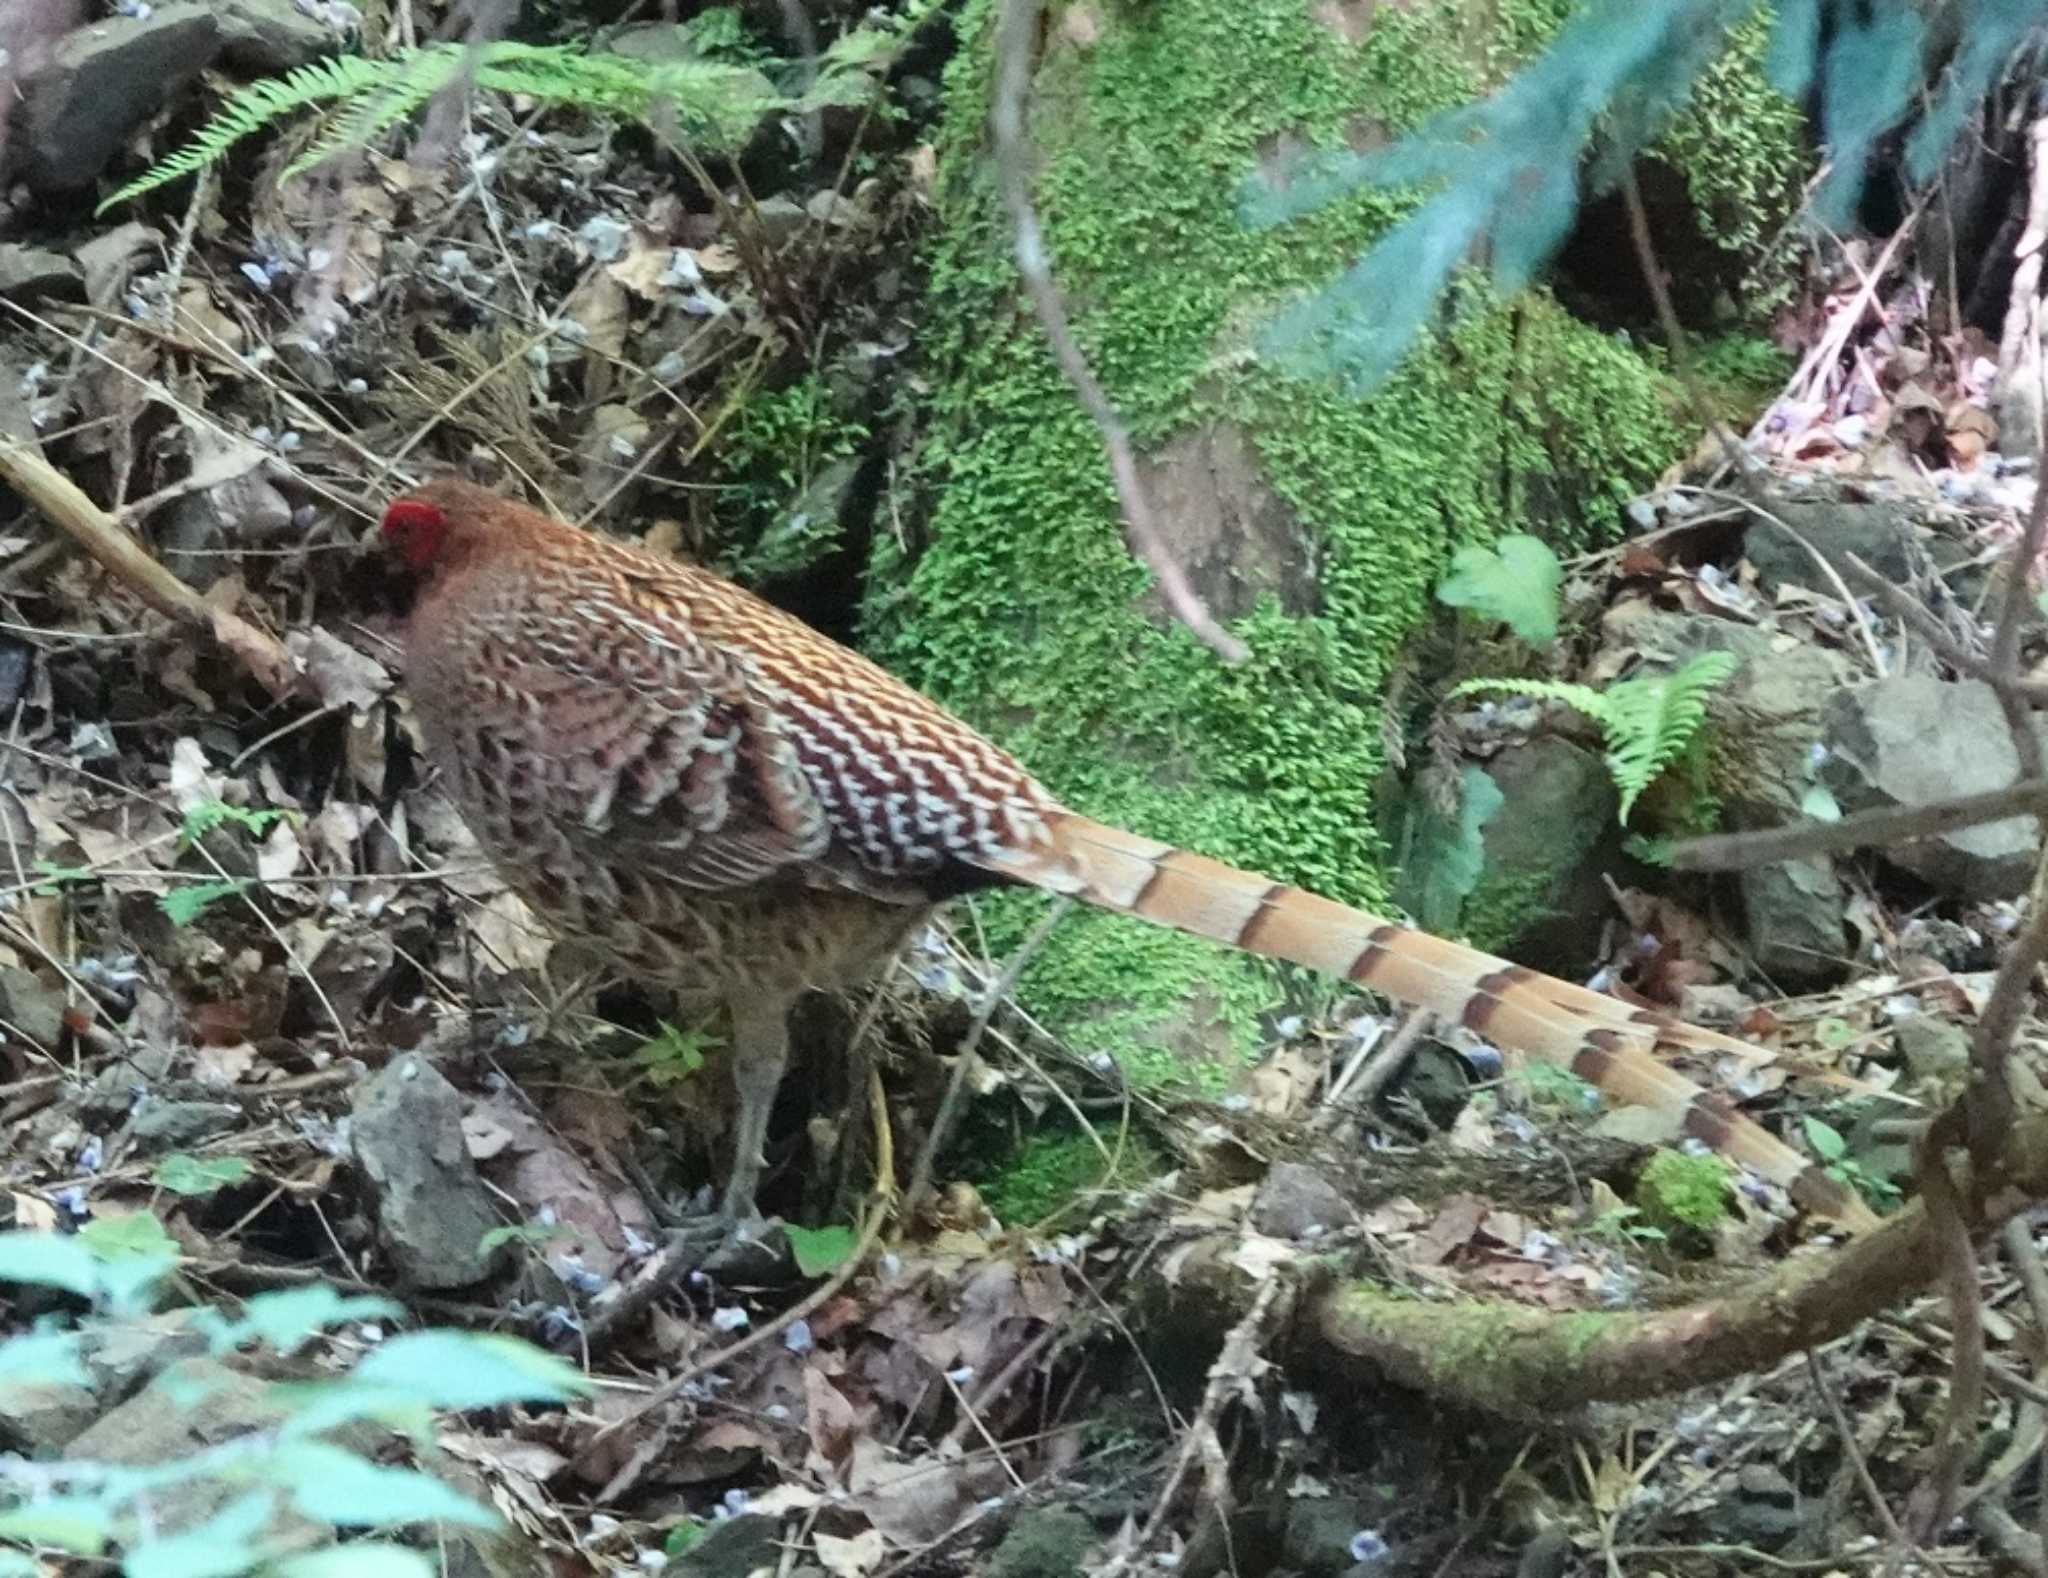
1742, 496, 1923, 598
1822, 676, 2038, 899
126, 1098, 243, 1149
1468, 735, 1619, 976
0, 1376, 99, 1457
672, 1514, 781, 1578
2, 1308, 215, 1456
215, 0, 341, 72
63, 1358, 319, 1550
1250, 1162, 1354, 1239
351, 1056, 505, 1290
1136, 423, 1317, 623
1281, 1498, 1376, 1577
1722, 1461, 1803, 1547
0, 965, 68, 1051
11, 5, 223, 193
0, 245, 83, 304
1895, 1014, 1972, 1084
1738, 856, 1847, 987
749, 194, 810, 244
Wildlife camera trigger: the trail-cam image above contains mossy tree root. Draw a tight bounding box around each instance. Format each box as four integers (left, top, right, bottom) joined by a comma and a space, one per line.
1150, 1116, 2048, 1415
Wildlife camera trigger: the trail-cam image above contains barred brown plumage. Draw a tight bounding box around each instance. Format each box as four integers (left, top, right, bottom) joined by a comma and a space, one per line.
382, 478, 1879, 1236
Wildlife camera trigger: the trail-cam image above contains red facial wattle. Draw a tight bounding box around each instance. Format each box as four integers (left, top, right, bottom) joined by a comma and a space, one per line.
380, 499, 450, 570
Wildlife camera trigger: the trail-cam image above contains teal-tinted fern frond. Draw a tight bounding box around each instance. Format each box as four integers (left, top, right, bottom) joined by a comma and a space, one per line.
1246, 0, 2047, 399
1452, 650, 1738, 822
97, 52, 396, 212
99, 41, 808, 215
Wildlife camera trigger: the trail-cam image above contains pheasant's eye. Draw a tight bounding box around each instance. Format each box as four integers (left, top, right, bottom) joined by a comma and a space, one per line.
380, 499, 449, 569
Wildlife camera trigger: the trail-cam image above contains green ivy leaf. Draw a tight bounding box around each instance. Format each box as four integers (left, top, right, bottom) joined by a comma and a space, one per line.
0, 1230, 102, 1297
269, 1548, 437, 1578
1435, 534, 1561, 645
1802, 1116, 1848, 1163
1799, 783, 1841, 823
80, 1212, 178, 1262
785, 1223, 858, 1278
155, 1154, 253, 1198
124, 1491, 275, 1578
349, 1331, 590, 1409
0, 1327, 88, 1390
1396, 766, 1504, 935
663, 1524, 707, 1558
199, 1286, 403, 1357
0, 1497, 113, 1555
271, 1442, 498, 1529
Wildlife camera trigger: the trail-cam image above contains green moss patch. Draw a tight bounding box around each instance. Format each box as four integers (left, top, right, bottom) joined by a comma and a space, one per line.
872, 0, 1700, 1079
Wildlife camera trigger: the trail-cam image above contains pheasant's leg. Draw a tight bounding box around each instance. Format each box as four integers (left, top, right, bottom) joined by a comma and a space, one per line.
720, 990, 795, 1226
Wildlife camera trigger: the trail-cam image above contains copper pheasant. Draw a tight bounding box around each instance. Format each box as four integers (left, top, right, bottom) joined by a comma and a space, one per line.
381, 478, 1879, 1235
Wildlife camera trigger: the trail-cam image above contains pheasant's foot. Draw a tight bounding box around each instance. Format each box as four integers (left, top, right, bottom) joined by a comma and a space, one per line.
567, 1212, 794, 1354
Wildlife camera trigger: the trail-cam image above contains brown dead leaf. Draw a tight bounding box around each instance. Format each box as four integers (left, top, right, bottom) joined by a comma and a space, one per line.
191, 1041, 257, 1086
1408, 1194, 1486, 1266
1238, 1043, 1323, 1119
844, 1438, 983, 1546
815, 1529, 886, 1577
1170, 1184, 1254, 1232
1229, 1233, 1298, 1281
469, 889, 555, 973
289, 627, 391, 713
694, 242, 741, 275
605, 231, 685, 301
905, 143, 937, 200
805, 1364, 862, 1474
1358, 1197, 1427, 1237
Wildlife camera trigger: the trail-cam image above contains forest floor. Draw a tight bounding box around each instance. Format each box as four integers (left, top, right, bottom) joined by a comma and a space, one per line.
4, 4, 2048, 1577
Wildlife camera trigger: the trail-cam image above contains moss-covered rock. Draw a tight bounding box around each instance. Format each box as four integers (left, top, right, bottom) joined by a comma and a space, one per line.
869, 0, 1737, 1080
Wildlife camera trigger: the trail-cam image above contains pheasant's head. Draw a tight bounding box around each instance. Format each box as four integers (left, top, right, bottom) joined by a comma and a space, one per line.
379, 478, 529, 577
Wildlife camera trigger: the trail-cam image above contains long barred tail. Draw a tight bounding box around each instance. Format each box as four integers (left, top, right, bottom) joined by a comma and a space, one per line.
989, 810, 1878, 1233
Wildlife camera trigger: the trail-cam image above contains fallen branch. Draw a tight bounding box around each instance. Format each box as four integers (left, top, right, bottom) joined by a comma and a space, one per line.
1298, 1109, 2048, 1415
0, 440, 297, 701
1669, 779, 2048, 872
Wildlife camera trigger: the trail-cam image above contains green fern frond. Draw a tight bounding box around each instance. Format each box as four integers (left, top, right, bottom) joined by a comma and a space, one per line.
96, 53, 396, 213
99, 39, 817, 213
1452, 650, 1738, 823
284, 44, 465, 180
1597, 652, 1737, 820
1449, 675, 1615, 725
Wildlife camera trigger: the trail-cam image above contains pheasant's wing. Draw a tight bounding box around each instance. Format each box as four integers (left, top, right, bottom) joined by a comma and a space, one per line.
427, 591, 831, 893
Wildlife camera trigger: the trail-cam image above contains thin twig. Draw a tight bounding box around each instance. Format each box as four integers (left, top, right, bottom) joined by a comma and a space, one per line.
1620, 171, 1751, 478
1909, 1111, 1985, 1550
1669, 779, 2048, 872
990, 0, 1247, 665
1807, 1350, 1910, 1547
904, 897, 1071, 1217
1101, 1276, 1285, 1577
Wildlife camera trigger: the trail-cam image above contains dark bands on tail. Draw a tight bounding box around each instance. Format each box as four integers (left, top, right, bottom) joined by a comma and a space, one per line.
989, 812, 1878, 1233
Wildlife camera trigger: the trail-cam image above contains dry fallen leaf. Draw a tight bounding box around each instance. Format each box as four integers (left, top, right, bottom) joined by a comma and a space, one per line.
815, 1529, 886, 1577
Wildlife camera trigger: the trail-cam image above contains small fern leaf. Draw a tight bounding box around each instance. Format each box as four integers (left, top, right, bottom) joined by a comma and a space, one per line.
1448, 675, 1615, 728
99, 53, 397, 213
284, 45, 463, 180
1598, 651, 1737, 822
